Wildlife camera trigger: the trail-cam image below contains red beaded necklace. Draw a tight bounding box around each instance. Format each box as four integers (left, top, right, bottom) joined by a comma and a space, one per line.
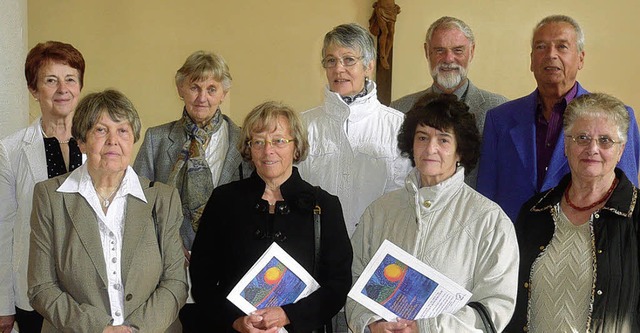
564, 178, 618, 211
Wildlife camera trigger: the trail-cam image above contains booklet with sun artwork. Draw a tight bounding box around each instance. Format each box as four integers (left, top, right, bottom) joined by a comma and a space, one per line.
227, 242, 320, 332
347, 239, 472, 322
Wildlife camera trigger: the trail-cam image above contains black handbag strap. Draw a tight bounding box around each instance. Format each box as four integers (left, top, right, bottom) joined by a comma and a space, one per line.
312, 186, 322, 277
468, 301, 497, 333
311, 186, 331, 333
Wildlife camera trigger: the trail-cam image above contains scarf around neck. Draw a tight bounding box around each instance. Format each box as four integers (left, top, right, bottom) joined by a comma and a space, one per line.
167, 108, 223, 231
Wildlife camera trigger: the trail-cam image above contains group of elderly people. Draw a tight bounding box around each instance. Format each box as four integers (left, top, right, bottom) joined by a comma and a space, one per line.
1, 12, 640, 333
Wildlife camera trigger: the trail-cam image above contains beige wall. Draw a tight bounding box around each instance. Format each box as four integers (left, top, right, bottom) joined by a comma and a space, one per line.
28, 0, 639, 154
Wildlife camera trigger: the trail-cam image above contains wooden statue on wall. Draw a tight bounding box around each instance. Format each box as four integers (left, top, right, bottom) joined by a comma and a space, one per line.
369, 0, 400, 105
368, 0, 401, 70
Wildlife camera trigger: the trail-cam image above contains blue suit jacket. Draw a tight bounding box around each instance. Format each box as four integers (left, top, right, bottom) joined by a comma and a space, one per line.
477, 82, 640, 221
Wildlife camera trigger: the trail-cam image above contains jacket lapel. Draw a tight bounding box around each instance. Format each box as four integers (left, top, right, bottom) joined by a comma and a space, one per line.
219, 116, 243, 184
64, 192, 108, 286
121, 190, 153, 281
464, 81, 485, 110
166, 121, 184, 163
509, 92, 539, 191
23, 120, 48, 182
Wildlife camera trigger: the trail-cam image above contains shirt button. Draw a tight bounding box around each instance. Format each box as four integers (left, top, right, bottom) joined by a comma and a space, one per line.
423, 200, 432, 208
539, 245, 545, 251
524, 282, 529, 288
115, 310, 121, 317
597, 290, 603, 295
597, 249, 603, 254
126, 294, 133, 301
112, 257, 117, 263
594, 213, 600, 219
114, 284, 121, 291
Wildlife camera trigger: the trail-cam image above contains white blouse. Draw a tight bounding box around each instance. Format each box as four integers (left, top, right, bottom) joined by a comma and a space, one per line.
57, 164, 147, 325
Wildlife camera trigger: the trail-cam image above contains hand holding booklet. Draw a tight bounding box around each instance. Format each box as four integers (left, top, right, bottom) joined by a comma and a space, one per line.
227, 242, 319, 333
348, 239, 472, 322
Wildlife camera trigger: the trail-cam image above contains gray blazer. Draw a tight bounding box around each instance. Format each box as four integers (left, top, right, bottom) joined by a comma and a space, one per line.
28, 174, 188, 332
133, 115, 253, 249
390, 80, 508, 187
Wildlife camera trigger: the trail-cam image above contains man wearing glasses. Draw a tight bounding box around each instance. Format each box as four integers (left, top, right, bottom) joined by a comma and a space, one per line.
477, 14, 640, 222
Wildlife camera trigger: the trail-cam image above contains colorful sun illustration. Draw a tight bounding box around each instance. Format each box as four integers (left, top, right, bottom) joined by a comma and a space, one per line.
264, 266, 283, 285
383, 263, 404, 282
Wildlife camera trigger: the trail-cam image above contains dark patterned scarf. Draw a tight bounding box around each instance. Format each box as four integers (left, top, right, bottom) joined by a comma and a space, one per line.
341, 82, 369, 105
168, 108, 223, 231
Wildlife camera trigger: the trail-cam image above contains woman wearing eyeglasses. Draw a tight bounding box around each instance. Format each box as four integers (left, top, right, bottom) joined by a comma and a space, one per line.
189, 101, 352, 332
297, 23, 411, 241
507, 92, 640, 332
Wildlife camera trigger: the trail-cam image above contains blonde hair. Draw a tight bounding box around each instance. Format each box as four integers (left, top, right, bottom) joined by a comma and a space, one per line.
175, 50, 232, 91
238, 101, 309, 163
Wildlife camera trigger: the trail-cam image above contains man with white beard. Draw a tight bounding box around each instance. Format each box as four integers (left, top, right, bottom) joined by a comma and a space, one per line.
391, 16, 507, 187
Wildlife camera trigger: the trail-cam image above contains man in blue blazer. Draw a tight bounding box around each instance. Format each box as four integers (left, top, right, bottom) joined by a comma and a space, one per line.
477, 15, 640, 222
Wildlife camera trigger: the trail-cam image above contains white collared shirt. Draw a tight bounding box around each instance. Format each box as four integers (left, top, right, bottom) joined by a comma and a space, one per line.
57, 164, 146, 325
205, 120, 229, 187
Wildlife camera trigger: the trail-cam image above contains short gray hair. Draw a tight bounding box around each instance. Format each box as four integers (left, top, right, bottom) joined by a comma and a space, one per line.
425, 16, 475, 47
564, 92, 629, 143
322, 23, 376, 69
175, 50, 232, 91
72, 89, 142, 143
533, 15, 585, 53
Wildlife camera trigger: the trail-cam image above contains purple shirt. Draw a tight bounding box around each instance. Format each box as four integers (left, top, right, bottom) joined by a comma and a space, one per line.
535, 83, 578, 190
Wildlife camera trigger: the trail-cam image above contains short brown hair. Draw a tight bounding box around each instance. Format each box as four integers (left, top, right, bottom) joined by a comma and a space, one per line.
25, 41, 85, 91
72, 89, 141, 143
398, 93, 480, 173
238, 101, 308, 163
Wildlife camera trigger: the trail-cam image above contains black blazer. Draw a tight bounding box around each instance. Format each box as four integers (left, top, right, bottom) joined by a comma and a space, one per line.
507, 168, 640, 332
189, 167, 352, 332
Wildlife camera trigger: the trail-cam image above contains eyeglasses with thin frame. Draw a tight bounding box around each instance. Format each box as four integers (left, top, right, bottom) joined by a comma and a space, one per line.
321, 55, 362, 68
566, 134, 621, 149
247, 138, 295, 150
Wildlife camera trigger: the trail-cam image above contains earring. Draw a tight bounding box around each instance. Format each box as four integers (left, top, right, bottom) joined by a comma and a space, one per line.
456, 161, 461, 167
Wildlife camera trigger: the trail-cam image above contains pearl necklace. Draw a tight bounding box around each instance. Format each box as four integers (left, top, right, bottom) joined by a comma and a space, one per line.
564, 178, 618, 211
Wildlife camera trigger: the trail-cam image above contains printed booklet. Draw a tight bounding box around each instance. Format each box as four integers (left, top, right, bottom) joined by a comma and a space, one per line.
227, 242, 320, 332
348, 239, 471, 321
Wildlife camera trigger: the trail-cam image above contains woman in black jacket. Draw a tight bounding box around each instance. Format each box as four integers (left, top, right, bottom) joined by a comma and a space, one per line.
507, 92, 640, 332
189, 101, 352, 332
